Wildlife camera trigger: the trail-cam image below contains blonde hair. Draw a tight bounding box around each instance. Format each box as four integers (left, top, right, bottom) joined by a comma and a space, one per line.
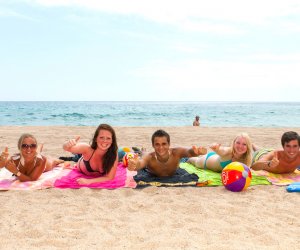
231, 132, 253, 166
18, 133, 37, 150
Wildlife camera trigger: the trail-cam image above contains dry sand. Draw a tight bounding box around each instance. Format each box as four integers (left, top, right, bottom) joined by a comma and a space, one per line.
0, 126, 300, 249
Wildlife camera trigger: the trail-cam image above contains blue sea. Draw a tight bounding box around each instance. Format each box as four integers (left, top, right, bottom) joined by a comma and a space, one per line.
0, 101, 299, 127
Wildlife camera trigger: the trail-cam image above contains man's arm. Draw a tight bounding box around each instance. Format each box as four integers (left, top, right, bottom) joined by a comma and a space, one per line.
176, 146, 207, 158
251, 151, 279, 171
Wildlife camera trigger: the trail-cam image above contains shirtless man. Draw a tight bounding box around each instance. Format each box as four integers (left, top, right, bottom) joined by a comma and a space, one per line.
251, 131, 300, 174
193, 116, 200, 126
127, 129, 207, 177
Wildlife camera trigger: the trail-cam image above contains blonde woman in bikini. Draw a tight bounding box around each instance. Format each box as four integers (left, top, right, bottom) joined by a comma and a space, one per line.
0, 133, 63, 181
127, 129, 207, 177
187, 133, 254, 172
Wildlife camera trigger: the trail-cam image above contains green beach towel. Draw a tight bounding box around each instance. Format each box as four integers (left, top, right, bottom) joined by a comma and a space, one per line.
180, 163, 271, 187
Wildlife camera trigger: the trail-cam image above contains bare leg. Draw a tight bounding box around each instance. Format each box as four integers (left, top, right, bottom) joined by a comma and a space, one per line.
187, 157, 204, 168
44, 157, 64, 172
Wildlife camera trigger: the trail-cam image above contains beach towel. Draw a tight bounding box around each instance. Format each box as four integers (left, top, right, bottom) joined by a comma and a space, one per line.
254, 169, 300, 186
180, 163, 271, 186
0, 165, 69, 190
134, 167, 199, 187
54, 162, 137, 189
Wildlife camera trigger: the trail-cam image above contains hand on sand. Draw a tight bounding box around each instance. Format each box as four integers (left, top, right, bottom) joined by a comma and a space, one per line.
77, 178, 93, 185
0, 147, 9, 168
192, 146, 207, 156
64, 136, 80, 150
127, 158, 140, 171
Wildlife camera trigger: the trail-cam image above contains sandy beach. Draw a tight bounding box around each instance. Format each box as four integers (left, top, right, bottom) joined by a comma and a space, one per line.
1, 126, 300, 249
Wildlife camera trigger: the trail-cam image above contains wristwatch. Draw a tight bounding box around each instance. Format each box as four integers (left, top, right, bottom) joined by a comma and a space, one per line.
16, 171, 21, 177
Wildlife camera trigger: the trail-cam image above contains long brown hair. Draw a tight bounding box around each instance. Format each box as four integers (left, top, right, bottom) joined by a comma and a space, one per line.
91, 124, 118, 174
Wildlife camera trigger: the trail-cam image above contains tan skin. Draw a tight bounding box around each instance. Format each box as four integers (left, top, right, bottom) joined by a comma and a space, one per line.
251, 139, 300, 174
193, 116, 200, 126
4, 137, 47, 181
188, 136, 250, 172
63, 130, 118, 185
0, 147, 9, 168
127, 136, 207, 177
1, 138, 63, 182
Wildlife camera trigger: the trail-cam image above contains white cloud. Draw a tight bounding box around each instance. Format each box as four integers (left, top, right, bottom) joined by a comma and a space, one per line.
131, 59, 300, 97
248, 53, 300, 62
130, 58, 300, 101
30, 0, 300, 30
0, 6, 35, 20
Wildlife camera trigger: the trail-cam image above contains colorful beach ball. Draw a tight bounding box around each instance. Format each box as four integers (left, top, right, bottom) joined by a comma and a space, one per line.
221, 162, 252, 192
122, 152, 138, 167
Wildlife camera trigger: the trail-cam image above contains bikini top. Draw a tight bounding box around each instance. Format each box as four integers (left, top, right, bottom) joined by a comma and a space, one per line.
78, 150, 104, 174
11, 153, 43, 175
79, 150, 96, 172
12, 153, 42, 168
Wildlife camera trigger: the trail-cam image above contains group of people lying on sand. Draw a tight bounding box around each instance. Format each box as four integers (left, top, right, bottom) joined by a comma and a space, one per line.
0, 124, 300, 184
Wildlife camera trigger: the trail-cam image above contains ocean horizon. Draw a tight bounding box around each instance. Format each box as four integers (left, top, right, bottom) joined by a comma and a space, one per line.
0, 101, 299, 127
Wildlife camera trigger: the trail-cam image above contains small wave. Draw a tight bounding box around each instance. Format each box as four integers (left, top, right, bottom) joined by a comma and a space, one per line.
51, 113, 87, 118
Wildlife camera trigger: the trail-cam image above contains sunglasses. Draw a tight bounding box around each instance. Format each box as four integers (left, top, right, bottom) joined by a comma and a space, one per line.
21, 144, 37, 149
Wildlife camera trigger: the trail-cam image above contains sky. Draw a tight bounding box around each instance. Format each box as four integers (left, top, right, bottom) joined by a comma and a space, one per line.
1, 0, 300, 102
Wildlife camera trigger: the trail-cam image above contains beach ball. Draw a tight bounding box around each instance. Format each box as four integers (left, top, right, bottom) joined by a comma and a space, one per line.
122, 152, 138, 167
221, 162, 252, 192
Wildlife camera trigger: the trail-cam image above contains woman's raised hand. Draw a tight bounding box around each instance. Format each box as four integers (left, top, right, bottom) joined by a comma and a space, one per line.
64, 136, 80, 151
0, 147, 9, 168
209, 143, 221, 151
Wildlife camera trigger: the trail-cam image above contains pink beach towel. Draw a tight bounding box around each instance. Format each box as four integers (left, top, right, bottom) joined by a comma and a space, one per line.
54, 162, 137, 189
254, 169, 300, 186
0, 165, 69, 190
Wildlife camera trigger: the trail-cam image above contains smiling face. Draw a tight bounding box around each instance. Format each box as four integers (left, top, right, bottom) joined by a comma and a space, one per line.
233, 136, 248, 155
153, 136, 170, 157
20, 136, 37, 160
96, 129, 113, 151
283, 139, 300, 159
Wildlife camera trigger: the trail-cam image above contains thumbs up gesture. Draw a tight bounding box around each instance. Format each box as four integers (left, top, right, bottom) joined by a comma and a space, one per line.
63, 136, 81, 151
127, 158, 140, 171
270, 151, 279, 167
192, 145, 207, 156
209, 143, 221, 151
0, 147, 9, 168
270, 151, 280, 168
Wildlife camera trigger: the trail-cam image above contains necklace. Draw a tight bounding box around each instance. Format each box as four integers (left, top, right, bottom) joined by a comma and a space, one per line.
155, 150, 171, 164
